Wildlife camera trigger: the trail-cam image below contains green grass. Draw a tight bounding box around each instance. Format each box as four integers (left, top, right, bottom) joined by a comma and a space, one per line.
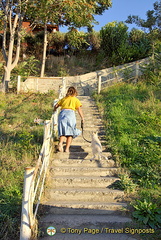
0, 91, 56, 240
93, 81, 161, 235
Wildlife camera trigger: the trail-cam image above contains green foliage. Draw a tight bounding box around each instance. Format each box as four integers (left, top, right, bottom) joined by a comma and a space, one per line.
66, 29, 89, 51
132, 198, 161, 229
57, 65, 69, 77
0, 62, 3, 75
126, 1, 161, 32
129, 29, 151, 60
109, 173, 137, 194
0, 10, 4, 31
100, 21, 130, 65
87, 31, 101, 51
13, 56, 40, 78
100, 21, 152, 66
141, 42, 161, 85
24, 32, 44, 58
48, 31, 65, 53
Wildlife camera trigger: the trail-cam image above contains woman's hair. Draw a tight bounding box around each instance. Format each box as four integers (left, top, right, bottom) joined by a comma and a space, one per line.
66, 86, 78, 97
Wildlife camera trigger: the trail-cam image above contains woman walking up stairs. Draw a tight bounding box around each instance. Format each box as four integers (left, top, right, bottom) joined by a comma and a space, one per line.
38, 95, 137, 240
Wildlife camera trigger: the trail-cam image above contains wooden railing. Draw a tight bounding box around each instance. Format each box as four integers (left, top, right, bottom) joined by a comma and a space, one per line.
20, 79, 66, 240
97, 58, 149, 94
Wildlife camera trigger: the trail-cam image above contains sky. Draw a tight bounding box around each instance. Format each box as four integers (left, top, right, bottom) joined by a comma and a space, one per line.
59, 0, 156, 33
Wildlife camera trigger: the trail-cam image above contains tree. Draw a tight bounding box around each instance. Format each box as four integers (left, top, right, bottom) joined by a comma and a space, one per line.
48, 31, 65, 55
129, 29, 151, 60
1, 0, 32, 92
1, 0, 112, 90
87, 31, 101, 51
26, 0, 112, 77
100, 21, 130, 65
126, 1, 161, 32
65, 29, 88, 53
126, 1, 161, 60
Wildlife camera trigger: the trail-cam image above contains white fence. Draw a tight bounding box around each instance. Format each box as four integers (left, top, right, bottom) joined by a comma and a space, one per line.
16, 57, 149, 95
19, 80, 66, 240
65, 58, 149, 95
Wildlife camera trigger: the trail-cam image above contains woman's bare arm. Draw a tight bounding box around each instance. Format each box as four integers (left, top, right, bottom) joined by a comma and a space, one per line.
77, 106, 84, 122
53, 103, 59, 111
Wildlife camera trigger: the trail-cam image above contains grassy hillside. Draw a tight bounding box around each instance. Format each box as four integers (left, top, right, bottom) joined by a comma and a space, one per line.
93, 81, 161, 237
0, 91, 56, 240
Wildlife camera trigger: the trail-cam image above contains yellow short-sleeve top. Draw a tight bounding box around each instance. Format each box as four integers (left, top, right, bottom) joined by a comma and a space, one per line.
58, 96, 82, 111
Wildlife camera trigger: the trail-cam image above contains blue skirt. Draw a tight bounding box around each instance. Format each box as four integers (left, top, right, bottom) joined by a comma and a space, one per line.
58, 109, 81, 138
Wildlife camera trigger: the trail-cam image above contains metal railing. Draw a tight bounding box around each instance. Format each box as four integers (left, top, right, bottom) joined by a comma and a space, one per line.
20, 78, 66, 240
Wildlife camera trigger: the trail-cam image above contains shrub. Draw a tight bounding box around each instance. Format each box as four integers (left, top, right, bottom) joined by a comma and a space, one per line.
132, 198, 161, 229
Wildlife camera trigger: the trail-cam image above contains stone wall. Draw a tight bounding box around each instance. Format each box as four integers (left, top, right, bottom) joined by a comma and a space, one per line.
19, 76, 63, 93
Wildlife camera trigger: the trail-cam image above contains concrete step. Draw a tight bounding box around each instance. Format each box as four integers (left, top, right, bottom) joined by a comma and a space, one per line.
50, 166, 119, 176
69, 140, 107, 147
41, 200, 127, 214
47, 187, 124, 202
72, 135, 107, 144
76, 116, 102, 122
69, 146, 108, 152
39, 233, 137, 240
39, 214, 133, 231
51, 158, 115, 168
55, 151, 112, 160
50, 176, 119, 188
76, 128, 105, 133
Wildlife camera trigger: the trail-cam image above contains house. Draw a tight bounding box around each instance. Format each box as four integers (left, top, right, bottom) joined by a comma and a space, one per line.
22, 21, 59, 34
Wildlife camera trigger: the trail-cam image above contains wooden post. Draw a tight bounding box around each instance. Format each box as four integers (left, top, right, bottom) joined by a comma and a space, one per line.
62, 77, 66, 95
20, 167, 35, 240
98, 75, 101, 94
115, 71, 118, 83
17, 75, 21, 94
43, 120, 50, 142
53, 100, 58, 138
135, 61, 139, 81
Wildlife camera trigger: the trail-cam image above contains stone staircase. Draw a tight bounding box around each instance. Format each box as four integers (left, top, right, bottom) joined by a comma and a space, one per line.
39, 96, 137, 240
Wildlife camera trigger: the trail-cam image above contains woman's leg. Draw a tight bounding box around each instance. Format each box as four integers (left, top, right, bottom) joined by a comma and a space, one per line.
58, 136, 66, 152
65, 136, 73, 152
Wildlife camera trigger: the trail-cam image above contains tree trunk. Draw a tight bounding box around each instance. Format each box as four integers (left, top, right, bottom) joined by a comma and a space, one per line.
2, 12, 22, 92
1, 0, 23, 92
40, 24, 48, 78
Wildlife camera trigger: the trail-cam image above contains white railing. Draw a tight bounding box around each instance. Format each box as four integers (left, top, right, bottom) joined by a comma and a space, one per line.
20, 78, 66, 240
97, 58, 149, 94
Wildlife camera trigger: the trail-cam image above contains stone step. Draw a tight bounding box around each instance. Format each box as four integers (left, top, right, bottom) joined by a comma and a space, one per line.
39, 214, 133, 231
55, 151, 112, 160
77, 128, 105, 133
41, 200, 127, 214
39, 233, 137, 240
69, 146, 108, 153
47, 187, 124, 202
69, 140, 107, 147
76, 116, 102, 122
75, 121, 104, 128
50, 176, 119, 188
51, 158, 115, 168
73, 135, 106, 143
76, 106, 100, 111
76, 115, 101, 120
51, 166, 119, 176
